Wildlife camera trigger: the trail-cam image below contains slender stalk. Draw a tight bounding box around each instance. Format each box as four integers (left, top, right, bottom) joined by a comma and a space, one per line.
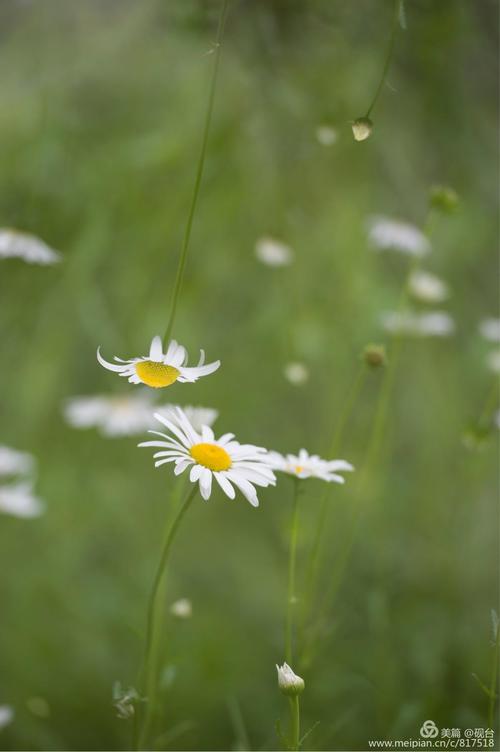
288, 696, 300, 752
285, 480, 301, 665
163, 0, 230, 344
488, 621, 500, 729
305, 366, 367, 594
137, 485, 198, 750
365, 0, 400, 118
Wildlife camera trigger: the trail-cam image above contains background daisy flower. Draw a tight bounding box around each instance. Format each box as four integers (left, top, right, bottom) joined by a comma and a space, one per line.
97, 336, 220, 388
0, 228, 61, 265
0, 446, 34, 476
64, 392, 219, 437
268, 449, 354, 483
139, 408, 276, 506
0, 482, 44, 518
367, 215, 430, 257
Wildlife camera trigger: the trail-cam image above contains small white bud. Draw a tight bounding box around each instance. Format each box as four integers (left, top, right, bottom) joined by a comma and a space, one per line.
276, 662, 305, 696
352, 117, 373, 142
170, 598, 192, 619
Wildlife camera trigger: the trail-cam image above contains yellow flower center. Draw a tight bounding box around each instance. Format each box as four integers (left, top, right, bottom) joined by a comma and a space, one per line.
294, 465, 304, 474
190, 443, 232, 472
135, 360, 180, 388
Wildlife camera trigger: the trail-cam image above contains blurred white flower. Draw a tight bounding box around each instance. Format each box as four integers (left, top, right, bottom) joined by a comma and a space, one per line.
381, 310, 455, 337
479, 318, 500, 343
408, 270, 449, 303
0, 482, 44, 518
276, 662, 305, 696
255, 236, 293, 267
97, 336, 220, 388
139, 408, 276, 507
65, 392, 157, 437
267, 449, 353, 483
156, 405, 218, 434
170, 598, 192, 619
0, 445, 34, 476
283, 362, 309, 386
368, 216, 430, 257
0, 705, 14, 730
0, 228, 61, 265
486, 349, 500, 374
315, 124, 337, 146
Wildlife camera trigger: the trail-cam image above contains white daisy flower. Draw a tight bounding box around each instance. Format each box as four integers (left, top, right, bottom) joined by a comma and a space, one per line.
0, 482, 44, 518
315, 124, 337, 146
408, 269, 449, 303
255, 236, 293, 267
170, 598, 192, 619
283, 362, 309, 386
139, 408, 276, 507
64, 392, 156, 437
156, 405, 219, 433
0, 445, 34, 476
0, 705, 14, 730
97, 336, 220, 389
367, 216, 430, 257
0, 228, 61, 265
479, 318, 500, 343
381, 310, 455, 337
267, 449, 354, 483
486, 349, 500, 374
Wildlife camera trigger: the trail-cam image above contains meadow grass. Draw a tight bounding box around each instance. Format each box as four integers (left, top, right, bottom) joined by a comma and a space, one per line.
0, 1, 497, 750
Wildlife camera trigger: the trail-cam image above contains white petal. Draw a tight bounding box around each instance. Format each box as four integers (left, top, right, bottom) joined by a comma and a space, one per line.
190, 464, 203, 482
97, 347, 126, 373
214, 472, 235, 499
149, 336, 164, 361
226, 472, 259, 507
199, 467, 212, 500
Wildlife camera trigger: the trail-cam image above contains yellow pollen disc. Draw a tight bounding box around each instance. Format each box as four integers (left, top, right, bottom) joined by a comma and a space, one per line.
294, 466, 304, 475
190, 443, 232, 472
135, 360, 180, 388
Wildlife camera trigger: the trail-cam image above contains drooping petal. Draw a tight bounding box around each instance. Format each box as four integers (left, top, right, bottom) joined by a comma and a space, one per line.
214, 471, 235, 499
199, 467, 213, 500
97, 347, 127, 373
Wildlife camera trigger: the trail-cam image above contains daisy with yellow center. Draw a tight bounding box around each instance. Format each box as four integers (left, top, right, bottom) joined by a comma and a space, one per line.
97, 336, 220, 388
267, 448, 354, 482
139, 408, 276, 506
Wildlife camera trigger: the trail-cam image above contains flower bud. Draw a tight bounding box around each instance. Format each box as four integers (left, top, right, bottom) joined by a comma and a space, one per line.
429, 185, 459, 214
363, 344, 387, 368
352, 117, 373, 141
276, 662, 305, 696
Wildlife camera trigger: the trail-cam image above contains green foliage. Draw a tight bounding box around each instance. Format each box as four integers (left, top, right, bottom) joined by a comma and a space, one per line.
0, 1, 497, 750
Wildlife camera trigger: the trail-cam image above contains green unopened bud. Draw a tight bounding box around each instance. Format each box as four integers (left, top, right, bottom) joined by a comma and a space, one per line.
363, 344, 387, 368
429, 185, 459, 213
352, 117, 373, 142
276, 662, 305, 697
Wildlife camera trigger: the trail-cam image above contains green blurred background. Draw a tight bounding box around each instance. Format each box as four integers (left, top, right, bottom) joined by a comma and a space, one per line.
0, 0, 498, 749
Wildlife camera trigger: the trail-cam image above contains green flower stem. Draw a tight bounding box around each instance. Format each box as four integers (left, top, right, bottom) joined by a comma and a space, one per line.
488, 621, 500, 729
163, 0, 230, 344
288, 696, 300, 752
285, 479, 301, 665
137, 485, 198, 750
304, 366, 367, 598
365, 0, 400, 118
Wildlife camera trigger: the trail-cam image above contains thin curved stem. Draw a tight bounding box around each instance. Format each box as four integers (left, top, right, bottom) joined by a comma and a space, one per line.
137, 485, 198, 750
163, 0, 230, 344
285, 480, 301, 665
365, 0, 400, 118
304, 366, 367, 591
